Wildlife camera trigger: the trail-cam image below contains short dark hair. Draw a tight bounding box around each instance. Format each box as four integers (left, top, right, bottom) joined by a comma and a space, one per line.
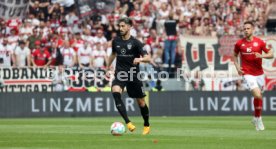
244, 21, 254, 27
118, 17, 132, 26
18, 40, 25, 45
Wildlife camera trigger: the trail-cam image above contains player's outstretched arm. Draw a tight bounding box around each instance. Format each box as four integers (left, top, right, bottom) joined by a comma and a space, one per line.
255, 50, 274, 59
133, 55, 151, 65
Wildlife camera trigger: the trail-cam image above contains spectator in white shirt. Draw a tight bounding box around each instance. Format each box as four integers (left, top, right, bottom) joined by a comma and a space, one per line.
92, 42, 107, 69
28, 14, 40, 27
0, 38, 15, 67
14, 41, 31, 67
8, 29, 19, 50
60, 41, 76, 67
82, 29, 95, 47
93, 29, 107, 49
77, 41, 93, 68
38, 21, 51, 39
19, 20, 33, 41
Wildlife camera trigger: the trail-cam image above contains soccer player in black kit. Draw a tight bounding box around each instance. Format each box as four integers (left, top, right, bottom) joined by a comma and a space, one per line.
107, 17, 151, 135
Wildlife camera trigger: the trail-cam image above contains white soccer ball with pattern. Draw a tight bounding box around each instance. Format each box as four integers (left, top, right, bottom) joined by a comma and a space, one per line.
110, 122, 125, 136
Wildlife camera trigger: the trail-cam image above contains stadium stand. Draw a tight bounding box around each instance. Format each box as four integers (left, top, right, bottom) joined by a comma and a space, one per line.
0, 0, 274, 92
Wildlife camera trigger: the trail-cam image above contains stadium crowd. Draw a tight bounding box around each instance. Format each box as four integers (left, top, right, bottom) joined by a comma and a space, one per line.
0, 0, 271, 67
0, 0, 272, 91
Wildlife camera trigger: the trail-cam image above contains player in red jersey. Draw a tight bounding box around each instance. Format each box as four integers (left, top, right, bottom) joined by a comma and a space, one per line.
233, 21, 274, 131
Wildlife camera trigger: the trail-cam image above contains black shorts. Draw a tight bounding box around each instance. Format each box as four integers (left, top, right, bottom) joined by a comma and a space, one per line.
112, 79, 146, 98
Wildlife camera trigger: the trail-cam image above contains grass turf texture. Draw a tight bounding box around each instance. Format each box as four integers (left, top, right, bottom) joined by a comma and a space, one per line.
0, 116, 275, 149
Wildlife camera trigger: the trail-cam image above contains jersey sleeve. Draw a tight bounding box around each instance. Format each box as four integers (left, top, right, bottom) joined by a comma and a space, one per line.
32, 50, 37, 57
260, 40, 270, 53
136, 40, 148, 56
234, 42, 240, 54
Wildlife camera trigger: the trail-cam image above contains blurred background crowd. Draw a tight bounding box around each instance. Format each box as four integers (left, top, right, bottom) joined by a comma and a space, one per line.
0, 0, 275, 91
0, 0, 272, 67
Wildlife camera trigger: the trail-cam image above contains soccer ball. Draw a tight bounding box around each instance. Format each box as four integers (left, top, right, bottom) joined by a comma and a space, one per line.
110, 122, 125, 136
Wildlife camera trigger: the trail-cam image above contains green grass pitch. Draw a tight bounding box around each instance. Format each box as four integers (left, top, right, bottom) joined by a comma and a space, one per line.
0, 116, 276, 149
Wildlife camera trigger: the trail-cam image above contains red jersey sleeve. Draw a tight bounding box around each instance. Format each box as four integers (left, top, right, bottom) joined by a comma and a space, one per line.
32, 50, 38, 57
260, 39, 270, 53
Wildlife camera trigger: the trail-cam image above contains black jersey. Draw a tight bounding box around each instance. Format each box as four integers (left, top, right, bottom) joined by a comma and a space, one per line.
112, 36, 147, 77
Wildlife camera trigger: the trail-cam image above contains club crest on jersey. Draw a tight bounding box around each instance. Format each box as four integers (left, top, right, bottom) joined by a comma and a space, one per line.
127, 43, 132, 50
121, 48, 126, 55
253, 42, 258, 47
246, 48, 252, 53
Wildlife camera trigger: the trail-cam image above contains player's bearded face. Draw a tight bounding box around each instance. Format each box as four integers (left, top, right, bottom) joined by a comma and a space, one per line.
119, 22, 130, 36
243, 24, 253, 37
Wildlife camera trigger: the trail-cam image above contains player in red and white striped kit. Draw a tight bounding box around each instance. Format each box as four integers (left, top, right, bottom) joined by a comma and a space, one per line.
233, 21, 274, 131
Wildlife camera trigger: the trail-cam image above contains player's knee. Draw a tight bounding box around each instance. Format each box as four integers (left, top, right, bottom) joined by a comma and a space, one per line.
253, 91, 262, 99
252, 88, 262, 99
254, 93, 262, 99
112, 85, 122, 93
137, 99, 146, 107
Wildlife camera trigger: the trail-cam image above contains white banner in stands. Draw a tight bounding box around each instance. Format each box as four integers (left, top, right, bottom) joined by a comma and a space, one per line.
0, 67, 54, 92
0, 67, 109, 92
77, 0, 116, 18
0, 0, 29, 19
